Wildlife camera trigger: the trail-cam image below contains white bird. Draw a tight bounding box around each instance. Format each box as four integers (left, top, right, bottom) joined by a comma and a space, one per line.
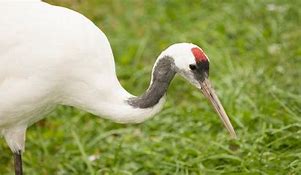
0, 0, 236, 174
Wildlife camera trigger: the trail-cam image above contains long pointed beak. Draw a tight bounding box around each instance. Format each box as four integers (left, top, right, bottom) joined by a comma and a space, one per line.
199, 78, 237, 138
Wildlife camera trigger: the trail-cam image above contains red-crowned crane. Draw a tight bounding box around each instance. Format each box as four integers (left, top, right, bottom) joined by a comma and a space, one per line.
0, 0, 237, 174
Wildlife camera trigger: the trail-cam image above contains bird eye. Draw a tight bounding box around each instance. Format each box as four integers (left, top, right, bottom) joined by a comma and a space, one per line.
189, 64, 197, 70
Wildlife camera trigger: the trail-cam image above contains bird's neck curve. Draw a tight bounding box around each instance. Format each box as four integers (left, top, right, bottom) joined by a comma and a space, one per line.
127, 56, 176, 109
110, 55, 176, 123
66, 55, 176, 124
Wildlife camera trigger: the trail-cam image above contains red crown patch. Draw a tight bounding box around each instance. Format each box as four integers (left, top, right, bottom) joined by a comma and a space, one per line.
191, 47, 207, 62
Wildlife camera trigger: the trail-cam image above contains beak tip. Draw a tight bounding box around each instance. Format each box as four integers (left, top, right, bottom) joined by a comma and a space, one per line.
230, 132, 238, 139
199, 79, 237, 139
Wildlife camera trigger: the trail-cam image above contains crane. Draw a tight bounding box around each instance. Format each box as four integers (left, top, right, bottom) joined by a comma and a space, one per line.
0, 0, 237, 174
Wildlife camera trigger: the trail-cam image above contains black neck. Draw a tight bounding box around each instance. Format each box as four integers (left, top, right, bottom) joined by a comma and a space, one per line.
127, 56, 176, 108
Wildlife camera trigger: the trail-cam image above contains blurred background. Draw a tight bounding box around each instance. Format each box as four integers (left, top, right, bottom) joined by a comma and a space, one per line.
1, 0, 300, 174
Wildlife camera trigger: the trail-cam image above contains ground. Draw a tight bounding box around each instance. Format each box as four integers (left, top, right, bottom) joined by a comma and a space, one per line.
0, 0, 300, 174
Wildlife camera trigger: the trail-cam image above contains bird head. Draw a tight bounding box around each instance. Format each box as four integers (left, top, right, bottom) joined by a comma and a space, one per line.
160, 43, 237, 138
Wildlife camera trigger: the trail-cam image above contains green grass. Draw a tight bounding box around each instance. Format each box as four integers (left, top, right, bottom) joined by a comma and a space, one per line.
1, 0, 300, 174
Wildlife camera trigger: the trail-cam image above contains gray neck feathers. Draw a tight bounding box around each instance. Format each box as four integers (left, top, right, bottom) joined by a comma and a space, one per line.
127, 56, 176, 108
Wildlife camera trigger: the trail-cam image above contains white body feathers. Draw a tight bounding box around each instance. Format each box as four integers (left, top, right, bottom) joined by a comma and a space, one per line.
0, 1, 166, 152
0, 0, 201, 153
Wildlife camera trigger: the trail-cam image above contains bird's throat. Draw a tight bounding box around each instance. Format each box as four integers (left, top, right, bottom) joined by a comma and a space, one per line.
127, 56, 175, 108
